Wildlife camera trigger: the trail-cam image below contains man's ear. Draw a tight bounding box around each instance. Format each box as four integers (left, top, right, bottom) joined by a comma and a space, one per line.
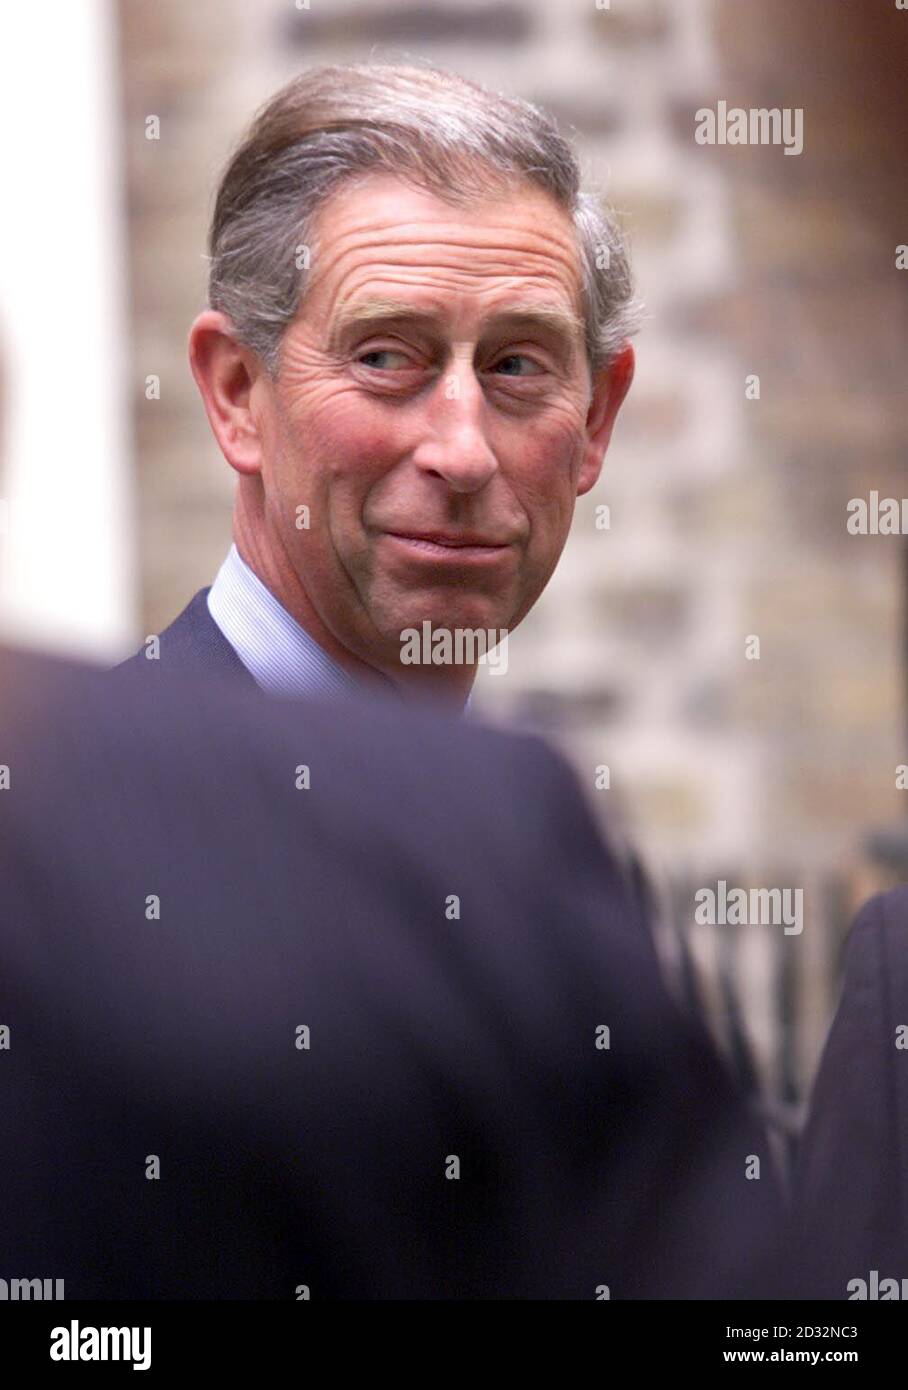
577, 343, 635, 496
188, 310, 269, 476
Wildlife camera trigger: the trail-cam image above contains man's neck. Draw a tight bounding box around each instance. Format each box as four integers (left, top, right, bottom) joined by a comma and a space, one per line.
232, 515, 476, 710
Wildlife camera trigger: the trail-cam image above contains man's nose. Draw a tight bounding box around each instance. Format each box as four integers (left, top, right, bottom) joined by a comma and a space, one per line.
410, 355, 498, 494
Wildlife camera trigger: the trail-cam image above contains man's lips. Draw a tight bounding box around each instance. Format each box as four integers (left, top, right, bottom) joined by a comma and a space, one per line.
382, 530, 513, 560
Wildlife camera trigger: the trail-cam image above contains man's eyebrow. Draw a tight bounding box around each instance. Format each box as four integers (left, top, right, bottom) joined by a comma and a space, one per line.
329, 299, 438, 348
482, 304, 586, 345
329, 298, 585, 349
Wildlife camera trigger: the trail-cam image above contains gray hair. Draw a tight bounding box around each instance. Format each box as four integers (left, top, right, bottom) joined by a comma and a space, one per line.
208, 62, 639, 376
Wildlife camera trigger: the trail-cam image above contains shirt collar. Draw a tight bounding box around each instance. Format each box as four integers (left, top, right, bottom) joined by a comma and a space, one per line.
207, 544, 362, 701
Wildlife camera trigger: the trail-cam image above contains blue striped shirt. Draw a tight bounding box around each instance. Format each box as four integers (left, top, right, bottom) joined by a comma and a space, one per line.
207, 544, 369, 701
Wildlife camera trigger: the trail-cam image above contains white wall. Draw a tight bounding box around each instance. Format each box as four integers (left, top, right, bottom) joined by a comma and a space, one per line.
0, 0, 134, 659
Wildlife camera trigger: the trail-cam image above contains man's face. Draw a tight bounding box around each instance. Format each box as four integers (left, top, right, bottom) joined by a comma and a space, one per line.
249, 172, 620, 669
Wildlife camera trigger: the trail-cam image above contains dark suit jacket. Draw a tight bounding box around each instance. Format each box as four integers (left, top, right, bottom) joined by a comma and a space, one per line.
793, 886, 908, 1297
116, 588, 256, 687
0, 648, 783, 1299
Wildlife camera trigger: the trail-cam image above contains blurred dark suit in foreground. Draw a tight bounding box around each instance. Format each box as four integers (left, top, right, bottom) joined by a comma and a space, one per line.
794, 887, 908, 1298
0, 647, 783, 1298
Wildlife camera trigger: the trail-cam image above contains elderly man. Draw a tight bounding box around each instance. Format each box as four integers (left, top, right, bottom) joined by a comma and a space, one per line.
120, 63, 636, 707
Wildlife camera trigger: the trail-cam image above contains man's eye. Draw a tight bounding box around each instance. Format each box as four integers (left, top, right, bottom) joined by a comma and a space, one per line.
489, 355, 545, 377
358, 349, 413, 370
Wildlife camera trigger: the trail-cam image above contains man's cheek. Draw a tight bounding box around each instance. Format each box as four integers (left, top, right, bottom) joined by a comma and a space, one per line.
510, 412, 581, 476
519, 467, 577, 539
303, 383, 395, 449
321, 489, 377, 577
522, 493, 576, 583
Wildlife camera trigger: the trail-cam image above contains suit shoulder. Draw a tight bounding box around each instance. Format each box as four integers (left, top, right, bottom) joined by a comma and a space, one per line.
846, 886, 908, 1013
116, 589, 211, 663
110, 589, 253, 689
868, 883, 908, 935
842, 885, 908, 972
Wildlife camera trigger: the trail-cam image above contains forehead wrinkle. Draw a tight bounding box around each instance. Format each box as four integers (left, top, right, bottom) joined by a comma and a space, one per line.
307, 197, 586, 349
312, 253, 569, 345
324, 229, 580, 291
323, 238, 584, 336
304, 173, 587, 333
311, 209, 581, 291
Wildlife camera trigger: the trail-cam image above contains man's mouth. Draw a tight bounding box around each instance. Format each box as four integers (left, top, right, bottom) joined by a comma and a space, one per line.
383, 530, 512, 560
